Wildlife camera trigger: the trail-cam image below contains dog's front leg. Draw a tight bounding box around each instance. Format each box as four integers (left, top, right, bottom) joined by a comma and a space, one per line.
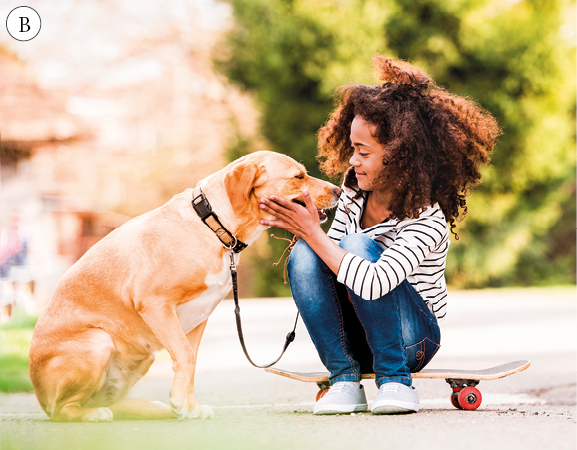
184, 319, 213, 419
137, 302, 199, 419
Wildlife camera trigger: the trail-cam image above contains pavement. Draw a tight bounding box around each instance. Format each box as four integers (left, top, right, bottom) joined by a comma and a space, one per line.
0, 286, 575, 450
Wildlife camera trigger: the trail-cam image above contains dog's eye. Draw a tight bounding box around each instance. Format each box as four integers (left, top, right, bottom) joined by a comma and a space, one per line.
295, 173, 305, 180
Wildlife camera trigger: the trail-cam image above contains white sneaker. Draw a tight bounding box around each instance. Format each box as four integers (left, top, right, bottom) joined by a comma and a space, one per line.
371, 382, 420, 414
313, 382, 368, 415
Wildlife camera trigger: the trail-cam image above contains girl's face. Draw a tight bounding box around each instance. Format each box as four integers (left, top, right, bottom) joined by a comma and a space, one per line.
348, 116, 388, 192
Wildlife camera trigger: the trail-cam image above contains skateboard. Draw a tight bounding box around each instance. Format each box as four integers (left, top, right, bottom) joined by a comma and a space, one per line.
265, 360, 531, 410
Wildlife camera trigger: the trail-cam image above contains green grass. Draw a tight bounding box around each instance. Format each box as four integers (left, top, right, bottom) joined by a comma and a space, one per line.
0, 308, 38, 393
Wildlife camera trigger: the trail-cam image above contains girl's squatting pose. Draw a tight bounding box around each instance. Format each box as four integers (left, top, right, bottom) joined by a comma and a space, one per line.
259, 55, 501, 415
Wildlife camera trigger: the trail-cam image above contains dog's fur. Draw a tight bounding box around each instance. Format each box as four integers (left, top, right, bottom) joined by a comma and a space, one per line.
29, 151, 339, 422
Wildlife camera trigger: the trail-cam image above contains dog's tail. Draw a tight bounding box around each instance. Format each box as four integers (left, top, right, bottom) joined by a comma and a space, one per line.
107, 398, 173, 420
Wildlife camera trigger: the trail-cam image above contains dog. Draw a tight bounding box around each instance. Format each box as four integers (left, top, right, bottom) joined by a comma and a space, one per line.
28, 151, 340, 422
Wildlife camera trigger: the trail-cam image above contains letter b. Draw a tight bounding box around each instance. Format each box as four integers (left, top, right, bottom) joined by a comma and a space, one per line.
20, 17, 30, 33
6, 7, 41, 41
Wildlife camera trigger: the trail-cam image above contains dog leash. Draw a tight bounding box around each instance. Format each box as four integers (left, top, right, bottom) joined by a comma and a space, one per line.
228, 249, 299, 369
192, 187, 298, 368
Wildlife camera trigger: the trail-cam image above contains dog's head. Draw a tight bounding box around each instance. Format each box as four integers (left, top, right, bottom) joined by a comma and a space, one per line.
223, 151, 340, 223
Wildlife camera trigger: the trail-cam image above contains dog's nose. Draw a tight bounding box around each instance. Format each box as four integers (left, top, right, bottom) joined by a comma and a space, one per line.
333, 187, 343, 198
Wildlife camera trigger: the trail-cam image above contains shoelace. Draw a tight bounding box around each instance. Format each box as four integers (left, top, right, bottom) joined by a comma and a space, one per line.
327, 383, 350, 395
379, 384, 401, 393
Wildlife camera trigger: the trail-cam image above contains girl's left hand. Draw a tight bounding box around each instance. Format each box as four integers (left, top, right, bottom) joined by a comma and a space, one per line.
259, 190, 321, 239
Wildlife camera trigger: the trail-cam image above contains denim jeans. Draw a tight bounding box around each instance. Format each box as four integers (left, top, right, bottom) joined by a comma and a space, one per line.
287, 233, 441, 387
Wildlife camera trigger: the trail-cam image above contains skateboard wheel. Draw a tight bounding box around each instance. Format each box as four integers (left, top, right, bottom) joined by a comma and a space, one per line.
457, 386, 482, 410
450, 387, 463, 409
451, 392, 464, 409
316, 389, 329, 402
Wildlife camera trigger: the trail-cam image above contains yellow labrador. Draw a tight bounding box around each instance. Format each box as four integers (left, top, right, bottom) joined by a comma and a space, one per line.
29, 151, 340, 421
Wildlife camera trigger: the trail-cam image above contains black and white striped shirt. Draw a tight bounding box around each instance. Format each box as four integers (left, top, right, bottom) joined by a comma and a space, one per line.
328, 185, 449, 321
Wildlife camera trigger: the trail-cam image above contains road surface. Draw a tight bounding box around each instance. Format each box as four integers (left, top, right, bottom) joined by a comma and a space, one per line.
1, 287, 575, 450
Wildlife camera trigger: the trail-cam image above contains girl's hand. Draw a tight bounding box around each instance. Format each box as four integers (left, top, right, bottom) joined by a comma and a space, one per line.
259, 190, 321, 240
260, 189, 347, 275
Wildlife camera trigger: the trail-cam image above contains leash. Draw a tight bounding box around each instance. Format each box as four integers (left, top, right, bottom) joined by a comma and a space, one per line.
192, 187, 298, 369
228, 249, 299, 368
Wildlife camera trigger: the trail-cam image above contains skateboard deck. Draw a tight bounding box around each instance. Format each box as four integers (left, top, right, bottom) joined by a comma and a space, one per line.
265, 360, 530, 410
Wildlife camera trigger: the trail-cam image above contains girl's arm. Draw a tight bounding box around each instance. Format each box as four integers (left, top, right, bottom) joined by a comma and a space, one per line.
260, 191, 449, 301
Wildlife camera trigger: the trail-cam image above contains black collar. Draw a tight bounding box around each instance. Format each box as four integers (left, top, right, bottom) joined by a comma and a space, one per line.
192, 187, 248, 253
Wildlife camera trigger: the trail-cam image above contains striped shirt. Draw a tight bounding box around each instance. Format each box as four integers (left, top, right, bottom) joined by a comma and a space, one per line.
328, 185, 449, 321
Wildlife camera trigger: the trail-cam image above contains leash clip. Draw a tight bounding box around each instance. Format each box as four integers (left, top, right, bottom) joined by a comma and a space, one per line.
229, 249, 237, 272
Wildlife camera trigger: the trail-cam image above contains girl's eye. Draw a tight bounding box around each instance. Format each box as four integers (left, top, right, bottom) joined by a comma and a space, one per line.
351, 145, 369, 157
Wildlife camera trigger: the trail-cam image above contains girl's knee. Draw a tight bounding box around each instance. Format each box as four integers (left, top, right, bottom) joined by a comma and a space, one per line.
287, 239, 321, 275
339, 234, 382, 262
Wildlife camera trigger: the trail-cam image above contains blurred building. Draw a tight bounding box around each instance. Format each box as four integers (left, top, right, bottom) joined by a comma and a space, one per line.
0, 51, 129, 315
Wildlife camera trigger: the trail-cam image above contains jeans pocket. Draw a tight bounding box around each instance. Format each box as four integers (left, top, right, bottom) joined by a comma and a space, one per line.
405, 337, 441, 373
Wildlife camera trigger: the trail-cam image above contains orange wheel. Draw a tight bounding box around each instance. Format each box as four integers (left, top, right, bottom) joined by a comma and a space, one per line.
316, 389, 329, 402
457, 386, 482, 410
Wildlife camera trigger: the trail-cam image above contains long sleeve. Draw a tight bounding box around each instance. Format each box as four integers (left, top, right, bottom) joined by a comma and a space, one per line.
336, 210, 449, 302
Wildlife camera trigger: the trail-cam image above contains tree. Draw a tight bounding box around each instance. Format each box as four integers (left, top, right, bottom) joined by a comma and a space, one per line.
217, 0, 389, 176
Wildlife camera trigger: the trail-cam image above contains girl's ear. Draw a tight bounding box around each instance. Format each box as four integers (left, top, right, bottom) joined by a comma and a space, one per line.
224, 161, 259, 213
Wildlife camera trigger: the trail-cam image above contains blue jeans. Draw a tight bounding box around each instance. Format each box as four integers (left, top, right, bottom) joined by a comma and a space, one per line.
287, 233, 441, 387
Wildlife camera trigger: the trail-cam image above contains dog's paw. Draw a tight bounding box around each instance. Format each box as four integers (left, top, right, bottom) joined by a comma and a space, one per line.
171, 398, 188, 420
186, 404, 213, 419
171, 398, 213, 419
83, 407, 113, 422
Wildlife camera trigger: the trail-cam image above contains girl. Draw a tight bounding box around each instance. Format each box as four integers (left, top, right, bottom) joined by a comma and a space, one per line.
259, 55, 500, 415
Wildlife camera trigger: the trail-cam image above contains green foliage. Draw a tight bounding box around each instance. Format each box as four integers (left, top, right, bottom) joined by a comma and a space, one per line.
217, 0, 576, 295
217, 0, 388, 178
0, 309, 37, 392
1, 307, 39, 330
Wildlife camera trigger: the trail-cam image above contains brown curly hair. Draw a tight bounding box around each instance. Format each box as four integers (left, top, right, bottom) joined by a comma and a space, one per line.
317, 55, 501, 238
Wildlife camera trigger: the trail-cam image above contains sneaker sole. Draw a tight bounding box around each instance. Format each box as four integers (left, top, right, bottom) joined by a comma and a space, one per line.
371, 400, 419, 415
313, 404, 368, 415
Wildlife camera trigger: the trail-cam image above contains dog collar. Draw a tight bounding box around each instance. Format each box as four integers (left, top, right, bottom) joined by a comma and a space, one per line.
192, 187, 248, 253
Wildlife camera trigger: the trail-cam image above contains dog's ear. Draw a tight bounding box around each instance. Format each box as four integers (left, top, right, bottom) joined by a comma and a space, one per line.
225, 161, 260, 213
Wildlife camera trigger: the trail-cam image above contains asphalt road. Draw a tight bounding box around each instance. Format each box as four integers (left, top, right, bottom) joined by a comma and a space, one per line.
1, 287, 575, 450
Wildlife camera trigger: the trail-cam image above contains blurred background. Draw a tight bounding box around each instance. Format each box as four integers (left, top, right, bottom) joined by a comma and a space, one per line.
0, 0, 575, 391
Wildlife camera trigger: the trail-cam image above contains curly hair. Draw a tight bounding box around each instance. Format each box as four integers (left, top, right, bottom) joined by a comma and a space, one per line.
317, 55, 501, 238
